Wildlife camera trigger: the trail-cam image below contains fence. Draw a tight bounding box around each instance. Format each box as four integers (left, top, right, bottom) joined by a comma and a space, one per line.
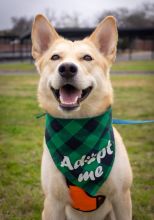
0, 28, 154, 61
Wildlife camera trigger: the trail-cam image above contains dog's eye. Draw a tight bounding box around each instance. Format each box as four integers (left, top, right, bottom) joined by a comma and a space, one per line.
83, 55, 93, 61
51, 54, 60, 61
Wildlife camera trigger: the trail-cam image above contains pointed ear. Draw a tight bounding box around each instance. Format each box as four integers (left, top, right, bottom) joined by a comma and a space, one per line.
31, 14, 60, 59
89, 16, 118, 62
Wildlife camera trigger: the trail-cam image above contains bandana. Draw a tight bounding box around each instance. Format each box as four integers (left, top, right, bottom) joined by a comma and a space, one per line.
45, 107, 115, 196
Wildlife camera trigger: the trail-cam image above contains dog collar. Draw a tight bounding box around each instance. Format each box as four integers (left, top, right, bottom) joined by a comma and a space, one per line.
45, 107, 115, 198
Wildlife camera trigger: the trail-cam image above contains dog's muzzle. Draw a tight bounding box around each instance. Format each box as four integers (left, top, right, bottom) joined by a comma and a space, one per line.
51, 84, 93, 111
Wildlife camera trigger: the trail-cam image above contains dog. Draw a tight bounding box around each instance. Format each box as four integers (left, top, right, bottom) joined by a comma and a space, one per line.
31, 14, 132, 220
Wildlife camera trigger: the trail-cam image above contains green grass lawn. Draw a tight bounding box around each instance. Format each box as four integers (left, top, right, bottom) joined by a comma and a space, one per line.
0, 73, 154, 220
112, 60, 154, 72
0, 62, 35, 72
0, 60, 154, 72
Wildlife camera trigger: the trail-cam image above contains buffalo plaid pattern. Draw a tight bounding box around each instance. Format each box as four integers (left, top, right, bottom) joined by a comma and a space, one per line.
45, 108, 115, 196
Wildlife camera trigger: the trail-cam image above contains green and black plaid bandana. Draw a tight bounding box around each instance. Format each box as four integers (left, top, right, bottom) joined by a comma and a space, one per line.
45, 108, 115, 196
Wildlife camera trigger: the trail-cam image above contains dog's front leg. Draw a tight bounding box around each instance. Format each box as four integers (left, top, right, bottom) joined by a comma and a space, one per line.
41, 146, 68, 220
112, 190, 132, 220
104, 209, 116, 220
42, 196, 66, 220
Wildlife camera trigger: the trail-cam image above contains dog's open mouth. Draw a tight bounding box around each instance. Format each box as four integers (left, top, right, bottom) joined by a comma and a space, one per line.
51, 84, 92, 111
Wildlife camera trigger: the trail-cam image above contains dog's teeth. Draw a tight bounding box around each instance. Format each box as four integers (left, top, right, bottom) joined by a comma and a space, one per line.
60, 96, 63, 103
60, 96, 78, 105
74, 96, 78, 103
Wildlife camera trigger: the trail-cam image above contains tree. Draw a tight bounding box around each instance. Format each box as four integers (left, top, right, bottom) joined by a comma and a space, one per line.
11, 17, 32, 35
97, 2, 154, 28
45, 9, 81, 28
10, 10, 82, 36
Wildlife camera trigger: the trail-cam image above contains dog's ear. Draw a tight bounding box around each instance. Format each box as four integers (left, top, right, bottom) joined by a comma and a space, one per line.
89, 16, 118, 62
31, 14, 59, 59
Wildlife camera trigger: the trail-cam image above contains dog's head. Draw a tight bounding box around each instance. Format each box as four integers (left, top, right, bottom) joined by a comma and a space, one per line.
32, 15, 118, 118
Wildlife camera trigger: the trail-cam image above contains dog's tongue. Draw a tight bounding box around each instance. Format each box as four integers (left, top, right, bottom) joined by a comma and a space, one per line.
60, 85, 82, 105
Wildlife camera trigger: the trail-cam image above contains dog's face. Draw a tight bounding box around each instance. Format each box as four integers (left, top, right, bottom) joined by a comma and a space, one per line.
32, 15, 118, 118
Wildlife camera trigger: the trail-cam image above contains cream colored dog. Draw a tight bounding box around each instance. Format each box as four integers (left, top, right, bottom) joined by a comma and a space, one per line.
32, 14, 132, 220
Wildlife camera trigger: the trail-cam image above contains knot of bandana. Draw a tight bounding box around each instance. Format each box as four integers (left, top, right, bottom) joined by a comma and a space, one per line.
45, 108, 115, 196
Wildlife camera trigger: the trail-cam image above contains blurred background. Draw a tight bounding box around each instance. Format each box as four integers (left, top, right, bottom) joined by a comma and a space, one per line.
0, 0, 154, 62
0, 1, 154, 220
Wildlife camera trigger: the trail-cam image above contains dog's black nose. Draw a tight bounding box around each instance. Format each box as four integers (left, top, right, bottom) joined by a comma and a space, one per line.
58, 63, 78, 78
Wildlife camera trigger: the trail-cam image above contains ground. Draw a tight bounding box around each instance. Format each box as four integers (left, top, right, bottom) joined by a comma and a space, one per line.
0, 61, 154, 220
0, 60, 154, 73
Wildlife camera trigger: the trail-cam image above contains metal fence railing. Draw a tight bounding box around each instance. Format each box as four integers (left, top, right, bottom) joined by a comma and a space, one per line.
0, 28, 154, 61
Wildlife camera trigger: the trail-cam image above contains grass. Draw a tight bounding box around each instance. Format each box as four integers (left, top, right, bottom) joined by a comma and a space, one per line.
0, 60, 154, 72
0, 62, 35, 72
112, 60, 154, 72
0, 73, 154, 220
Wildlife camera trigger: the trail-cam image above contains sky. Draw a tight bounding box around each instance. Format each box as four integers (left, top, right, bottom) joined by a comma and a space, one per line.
0, 0, 151, 30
